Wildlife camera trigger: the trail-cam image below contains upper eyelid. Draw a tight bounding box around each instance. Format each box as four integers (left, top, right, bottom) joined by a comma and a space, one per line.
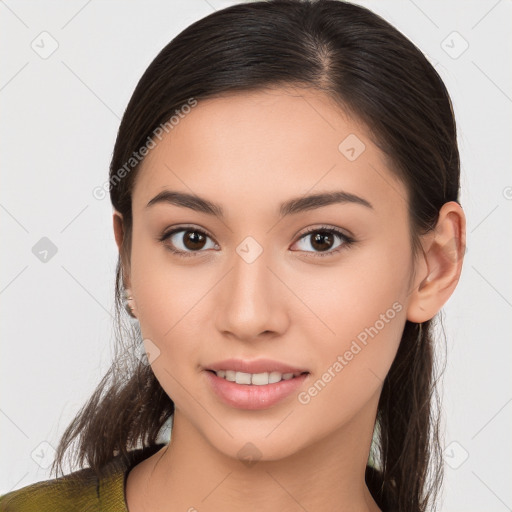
163, 224, 216, 242
162, 224, 350, 238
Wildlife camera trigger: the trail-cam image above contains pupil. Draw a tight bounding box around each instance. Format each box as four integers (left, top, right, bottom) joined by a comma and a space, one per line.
312, 232, 333, 251
185, 231, 205, 250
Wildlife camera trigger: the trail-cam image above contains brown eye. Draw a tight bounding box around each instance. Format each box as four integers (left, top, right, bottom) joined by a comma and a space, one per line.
181, 230, 207, 250
292, 226, 354, 257
160, 227, 218, 257
310, 231, 335, 252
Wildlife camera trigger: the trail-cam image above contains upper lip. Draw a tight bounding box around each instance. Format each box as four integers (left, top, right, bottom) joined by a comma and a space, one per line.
205, 358, 309, 375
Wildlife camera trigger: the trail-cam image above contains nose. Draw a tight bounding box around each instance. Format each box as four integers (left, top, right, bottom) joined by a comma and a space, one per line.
214, 246, 289, 342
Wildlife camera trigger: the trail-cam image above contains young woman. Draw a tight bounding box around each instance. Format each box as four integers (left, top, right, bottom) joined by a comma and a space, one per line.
0, 0, 466, 511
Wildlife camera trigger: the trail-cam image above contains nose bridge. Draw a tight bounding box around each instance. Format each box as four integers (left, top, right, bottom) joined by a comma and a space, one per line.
216, 238, 284, 338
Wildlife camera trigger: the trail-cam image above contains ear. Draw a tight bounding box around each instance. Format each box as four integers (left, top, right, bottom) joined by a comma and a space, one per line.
113, 210, 129, 285
406, 201, 466, 323
113, 211, 138, 318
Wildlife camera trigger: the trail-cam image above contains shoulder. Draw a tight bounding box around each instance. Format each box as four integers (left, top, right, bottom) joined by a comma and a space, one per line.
0, 466, 100, 512
0, 443, 167, 512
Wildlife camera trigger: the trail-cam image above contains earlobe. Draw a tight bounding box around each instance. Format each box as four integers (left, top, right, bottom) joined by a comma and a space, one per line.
123, 288, 138, 319
406, 201, 466, 323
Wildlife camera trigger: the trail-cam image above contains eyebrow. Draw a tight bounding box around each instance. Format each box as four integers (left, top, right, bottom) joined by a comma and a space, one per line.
146, 189, 374, 218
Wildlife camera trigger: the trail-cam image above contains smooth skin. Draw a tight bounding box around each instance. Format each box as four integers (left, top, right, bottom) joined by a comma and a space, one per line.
113, 87, 466, 512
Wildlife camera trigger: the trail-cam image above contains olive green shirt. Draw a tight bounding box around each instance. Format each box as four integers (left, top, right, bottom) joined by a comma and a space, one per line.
0, 443, 165, 511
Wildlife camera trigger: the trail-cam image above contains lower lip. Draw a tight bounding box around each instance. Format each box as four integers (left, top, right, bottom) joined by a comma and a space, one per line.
204, 371, 309, 410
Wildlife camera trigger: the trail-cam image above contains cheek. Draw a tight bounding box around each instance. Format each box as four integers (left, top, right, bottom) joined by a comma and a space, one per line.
295, 279, 406, 427
129, 228, 195, 328
299, 242, 411, 390
128, 230, 210, 381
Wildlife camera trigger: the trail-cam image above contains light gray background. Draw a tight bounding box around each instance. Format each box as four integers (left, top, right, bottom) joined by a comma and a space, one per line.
1, 1, 511, 510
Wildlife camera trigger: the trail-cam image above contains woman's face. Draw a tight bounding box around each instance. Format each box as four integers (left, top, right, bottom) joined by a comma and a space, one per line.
123, 87, 422, 461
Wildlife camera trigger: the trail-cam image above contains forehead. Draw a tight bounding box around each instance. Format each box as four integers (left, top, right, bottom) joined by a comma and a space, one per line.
131, 87, 408, 220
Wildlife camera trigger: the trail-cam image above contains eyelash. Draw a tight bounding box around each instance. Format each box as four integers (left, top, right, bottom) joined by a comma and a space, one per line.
158, 224, 355, 259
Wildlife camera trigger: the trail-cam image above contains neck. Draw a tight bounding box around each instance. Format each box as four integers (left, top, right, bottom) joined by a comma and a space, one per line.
126, 394, 382, 512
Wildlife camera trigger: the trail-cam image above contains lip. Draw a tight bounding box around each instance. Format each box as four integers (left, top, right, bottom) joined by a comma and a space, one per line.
204, 358, 309, 375
205, 370, 309, 410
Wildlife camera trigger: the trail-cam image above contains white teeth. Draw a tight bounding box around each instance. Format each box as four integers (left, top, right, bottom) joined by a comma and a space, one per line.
236, 372, 252, 385
213, 370, 302, 385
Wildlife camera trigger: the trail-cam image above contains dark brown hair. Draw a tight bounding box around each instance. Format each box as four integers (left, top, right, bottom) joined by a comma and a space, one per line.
51, 1, 460, 510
